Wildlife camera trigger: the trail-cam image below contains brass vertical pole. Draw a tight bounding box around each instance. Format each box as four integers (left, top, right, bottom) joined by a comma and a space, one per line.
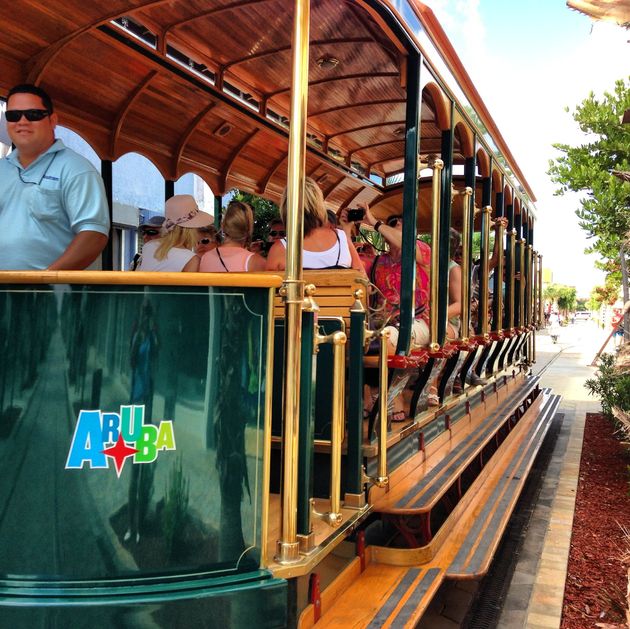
495, 219, 505, 334
429, 158, 444, 351
459, 188, 472, 342
519, 238, 526, 328
276, 0, 310, 565
480, 206, 492, 337
509, 229, 516, 331
538, 254, 544, 327
525, 245, 535, 325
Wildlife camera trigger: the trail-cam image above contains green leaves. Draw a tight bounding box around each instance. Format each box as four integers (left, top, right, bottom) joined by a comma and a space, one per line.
547, 77, 630, 292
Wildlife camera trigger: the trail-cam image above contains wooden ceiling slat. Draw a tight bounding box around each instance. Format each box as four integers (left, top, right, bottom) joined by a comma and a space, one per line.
327, 120, 406, 142
220, 129, 260, 193
173, 102, 217, 179
261, 154, 287, 195
266, 71, 399, 101
25, 0, 175, 85
111, 70, 157, 158
162, 0, 276, 39
309, 99, 405, 119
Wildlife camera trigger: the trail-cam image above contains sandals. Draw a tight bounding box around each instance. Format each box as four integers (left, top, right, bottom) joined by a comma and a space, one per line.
427, 387, 440, 407
388, 410, 407, 423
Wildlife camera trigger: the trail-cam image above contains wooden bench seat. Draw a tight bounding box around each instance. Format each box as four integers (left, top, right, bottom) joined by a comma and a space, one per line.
298, 389, 561, 628
371, 376, 540, 519
446, 392, 561, 578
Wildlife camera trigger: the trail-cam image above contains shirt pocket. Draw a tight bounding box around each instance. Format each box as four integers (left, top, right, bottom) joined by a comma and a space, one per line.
30, 186, 63, 222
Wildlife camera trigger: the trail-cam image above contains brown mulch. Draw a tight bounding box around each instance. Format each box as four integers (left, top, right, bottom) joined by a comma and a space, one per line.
561, 412, 630, 629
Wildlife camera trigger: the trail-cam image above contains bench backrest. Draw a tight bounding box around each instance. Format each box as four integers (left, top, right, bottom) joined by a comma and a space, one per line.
272, 269, 368, 328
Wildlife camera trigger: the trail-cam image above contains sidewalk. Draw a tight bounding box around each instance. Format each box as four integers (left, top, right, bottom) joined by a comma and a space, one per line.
497, 322, 609, 628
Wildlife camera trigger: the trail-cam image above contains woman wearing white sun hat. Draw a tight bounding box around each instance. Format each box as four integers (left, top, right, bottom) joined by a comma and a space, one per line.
137, 194, 213, 272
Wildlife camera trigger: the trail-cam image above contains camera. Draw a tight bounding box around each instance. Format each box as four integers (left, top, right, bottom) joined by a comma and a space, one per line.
347, 208, 365, 222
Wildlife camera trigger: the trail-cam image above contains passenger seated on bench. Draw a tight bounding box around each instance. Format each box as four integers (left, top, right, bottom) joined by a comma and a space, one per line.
137, 195, 213, 272
361, 205, 431, 353
447, 228, 462, 340
265, 177, 363, 271
199, 200, 266, 272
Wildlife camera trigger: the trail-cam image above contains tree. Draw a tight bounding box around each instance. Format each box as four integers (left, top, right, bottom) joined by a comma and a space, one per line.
547, 78, 630, 337
544, 283, 577, 317
230, 189, 280, 242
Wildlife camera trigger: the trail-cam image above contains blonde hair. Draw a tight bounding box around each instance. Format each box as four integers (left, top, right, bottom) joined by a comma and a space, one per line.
280, 177, 326, 235
154, 225, 199, 260
222, 200, 254, 245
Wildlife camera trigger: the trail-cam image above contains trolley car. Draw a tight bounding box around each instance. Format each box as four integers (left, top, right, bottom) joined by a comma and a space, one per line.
0, 1, 557, 627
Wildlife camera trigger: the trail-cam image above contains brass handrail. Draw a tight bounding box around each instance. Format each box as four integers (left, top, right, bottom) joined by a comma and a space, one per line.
429, 157, 444, 352
519, 238, 526, 328
480, 206, 492, 337
455, 187, 472, 342
364, 328, 389, 488
509, 229, 516, 331
312, 330, 346, 527
495, 218, 505, 334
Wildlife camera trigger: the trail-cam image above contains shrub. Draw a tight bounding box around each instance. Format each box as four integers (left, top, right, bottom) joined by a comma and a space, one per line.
585, 353, 630, 417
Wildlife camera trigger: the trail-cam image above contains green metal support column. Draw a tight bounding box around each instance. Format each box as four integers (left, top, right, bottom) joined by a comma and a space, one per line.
345, 307, 366, 502
437, 108, 454, 346
492, 191, 504, 332
297, 310, 316, 540
513, 209, 522, 328
476, 174, 492, 336
464, 155, 477, 330
503, 202, 515, 330
100, 159, 113, 271
396, 50, 422, 354
214, 194, 223, 230
165, 180, 175, 201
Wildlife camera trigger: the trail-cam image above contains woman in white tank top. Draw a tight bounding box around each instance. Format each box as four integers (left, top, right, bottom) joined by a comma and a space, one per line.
266, 178, 363, 272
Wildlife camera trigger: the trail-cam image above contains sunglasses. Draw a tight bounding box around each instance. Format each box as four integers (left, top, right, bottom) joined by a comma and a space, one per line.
143, 229, 160, 236
5, 109, 51, 123
386, 217, 402, 227
269, 230, 286, 237
199, 238, 212, 245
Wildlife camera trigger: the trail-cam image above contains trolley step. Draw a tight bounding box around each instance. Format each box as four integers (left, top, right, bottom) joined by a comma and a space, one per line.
299, 390, 561, 628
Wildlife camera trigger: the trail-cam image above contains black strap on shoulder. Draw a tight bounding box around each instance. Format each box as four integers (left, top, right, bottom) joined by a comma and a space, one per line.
216, 247, 229, 272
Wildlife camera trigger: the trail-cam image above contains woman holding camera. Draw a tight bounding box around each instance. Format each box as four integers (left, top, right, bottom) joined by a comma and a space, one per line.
265, 177, 363, 271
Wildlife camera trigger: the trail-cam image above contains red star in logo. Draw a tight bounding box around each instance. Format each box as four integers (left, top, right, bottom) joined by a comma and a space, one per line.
102, 435, 139, 477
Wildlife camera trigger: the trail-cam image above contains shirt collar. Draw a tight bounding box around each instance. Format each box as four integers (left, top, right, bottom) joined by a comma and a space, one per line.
7, 138, 66, 170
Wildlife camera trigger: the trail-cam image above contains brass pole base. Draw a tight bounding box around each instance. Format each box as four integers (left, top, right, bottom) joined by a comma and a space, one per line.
344, 492, 367, 509
297, 532, 316, 554
275, 541, 301, 564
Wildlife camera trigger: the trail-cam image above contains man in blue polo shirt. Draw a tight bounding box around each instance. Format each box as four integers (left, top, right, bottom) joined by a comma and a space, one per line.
0, 84, 110, 270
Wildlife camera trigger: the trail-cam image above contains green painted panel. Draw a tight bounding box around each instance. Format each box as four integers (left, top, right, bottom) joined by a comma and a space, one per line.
0, 283, 272, 582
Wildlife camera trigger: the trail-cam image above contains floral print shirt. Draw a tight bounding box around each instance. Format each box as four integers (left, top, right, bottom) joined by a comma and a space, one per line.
366, 241, 431, 325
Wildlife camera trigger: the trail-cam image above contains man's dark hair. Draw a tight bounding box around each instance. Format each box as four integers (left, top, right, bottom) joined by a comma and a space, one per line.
7, 84, 54, 113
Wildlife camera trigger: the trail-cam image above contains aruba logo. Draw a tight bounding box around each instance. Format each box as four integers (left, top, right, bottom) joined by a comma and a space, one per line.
65, 405, 176, 477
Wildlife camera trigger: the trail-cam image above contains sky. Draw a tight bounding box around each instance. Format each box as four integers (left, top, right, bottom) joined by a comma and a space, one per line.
428, 0, 629, 296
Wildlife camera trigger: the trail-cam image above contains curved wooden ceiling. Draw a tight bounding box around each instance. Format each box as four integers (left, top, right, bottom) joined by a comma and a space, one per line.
0, 0, 467, 208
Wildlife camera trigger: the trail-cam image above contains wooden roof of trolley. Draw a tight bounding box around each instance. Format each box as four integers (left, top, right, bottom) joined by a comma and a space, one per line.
0, 0, 535, 216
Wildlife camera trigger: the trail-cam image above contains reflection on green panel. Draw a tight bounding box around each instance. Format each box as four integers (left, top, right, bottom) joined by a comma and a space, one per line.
0, 284, 271, 582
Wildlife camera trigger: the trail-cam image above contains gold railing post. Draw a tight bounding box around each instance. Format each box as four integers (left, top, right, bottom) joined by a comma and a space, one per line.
519, 238, 526, 328
480, 206, 492, 337
538, 254, 544, 328
527, 244, 534, 327
276, 0, 310, 565
429, 158, 444, 351
509, 229, 516, 331
494, 218, 505, 334
458, 187, 472, 342
312, 330, 346, 527
362, 329, 389, 489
